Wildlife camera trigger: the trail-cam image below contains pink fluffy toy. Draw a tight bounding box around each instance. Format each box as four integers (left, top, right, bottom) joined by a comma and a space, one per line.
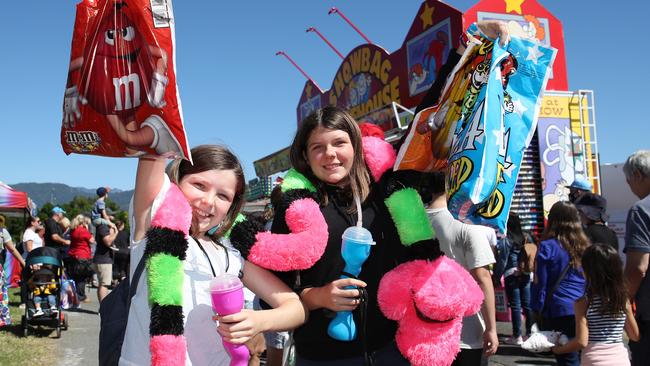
377, 257, 484, 366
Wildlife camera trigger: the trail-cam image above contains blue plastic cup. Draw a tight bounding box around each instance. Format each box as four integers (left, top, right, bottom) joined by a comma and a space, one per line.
328, 226, 375, 341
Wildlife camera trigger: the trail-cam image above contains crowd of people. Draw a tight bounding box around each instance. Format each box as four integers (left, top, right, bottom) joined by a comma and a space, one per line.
0, 186, 131, 326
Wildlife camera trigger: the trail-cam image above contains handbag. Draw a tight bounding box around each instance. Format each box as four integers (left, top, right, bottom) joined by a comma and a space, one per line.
98, 254, 146, 366
536, 263, 570, 330
66, 257, 95, 279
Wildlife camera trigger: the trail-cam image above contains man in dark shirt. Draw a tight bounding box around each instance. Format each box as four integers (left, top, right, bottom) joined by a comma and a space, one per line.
44, 207, 70, 256
112, 220, 130, 281
575, 193, 619, 250
93, 223, 117, 302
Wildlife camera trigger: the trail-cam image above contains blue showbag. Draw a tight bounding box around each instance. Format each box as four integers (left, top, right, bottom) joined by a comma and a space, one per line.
446, 25, 509, 219
468, 36, 557, 233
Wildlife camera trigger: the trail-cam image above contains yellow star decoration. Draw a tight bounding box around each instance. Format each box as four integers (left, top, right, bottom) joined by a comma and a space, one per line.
504, 0, 525, 15
305, 83, 312, 98
420, 3, 435, 29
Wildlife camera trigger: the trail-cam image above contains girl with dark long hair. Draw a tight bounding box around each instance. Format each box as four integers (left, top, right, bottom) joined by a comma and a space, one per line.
532, 201, 590, 366
551, 243, 639, 365
493, 212, 533, 344
271, 106, 415, 365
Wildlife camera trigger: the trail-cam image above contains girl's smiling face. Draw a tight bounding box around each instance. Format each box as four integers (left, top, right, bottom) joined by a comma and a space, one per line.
178, 169, 237, 236
305, 127, 354, 185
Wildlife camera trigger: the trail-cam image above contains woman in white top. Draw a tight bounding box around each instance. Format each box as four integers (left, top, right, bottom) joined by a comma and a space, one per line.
21, 216, 43, 256
119, 145, 307, 366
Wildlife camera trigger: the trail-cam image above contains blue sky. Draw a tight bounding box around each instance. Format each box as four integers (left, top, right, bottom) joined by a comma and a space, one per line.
1, 0, 647, 191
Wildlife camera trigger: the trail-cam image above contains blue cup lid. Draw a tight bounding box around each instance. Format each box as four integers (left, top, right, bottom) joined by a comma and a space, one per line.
341, 226, 375, 245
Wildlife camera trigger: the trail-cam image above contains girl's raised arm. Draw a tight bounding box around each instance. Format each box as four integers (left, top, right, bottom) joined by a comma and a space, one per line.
625, 300, 640, 342
132, 157, 168, 241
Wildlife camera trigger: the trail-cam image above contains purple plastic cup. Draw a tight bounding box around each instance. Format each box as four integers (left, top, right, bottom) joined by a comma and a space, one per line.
210, 274, 249, 366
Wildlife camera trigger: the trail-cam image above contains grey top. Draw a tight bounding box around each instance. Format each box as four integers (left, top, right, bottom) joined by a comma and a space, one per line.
624, 195, 650, 320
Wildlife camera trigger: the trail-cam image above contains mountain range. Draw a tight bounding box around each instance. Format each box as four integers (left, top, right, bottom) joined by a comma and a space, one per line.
12, 182, 133, 211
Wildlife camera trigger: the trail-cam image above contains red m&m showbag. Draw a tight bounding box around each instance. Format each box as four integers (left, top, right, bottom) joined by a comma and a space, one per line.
61, 0, 190, 161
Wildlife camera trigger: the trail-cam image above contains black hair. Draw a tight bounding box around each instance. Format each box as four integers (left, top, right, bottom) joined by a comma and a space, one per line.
506, 212, 524, 248
583, 243, 628, 314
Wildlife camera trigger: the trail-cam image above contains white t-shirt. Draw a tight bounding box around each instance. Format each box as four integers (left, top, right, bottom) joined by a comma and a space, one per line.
0, 228, 11, 250
427, 207, 496, 349
120, 175, 245, 366
22, 228, 43, 252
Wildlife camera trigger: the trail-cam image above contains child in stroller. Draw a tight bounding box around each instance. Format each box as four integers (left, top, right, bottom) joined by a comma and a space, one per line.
28, 269, 58, 317
21, 246, 68, 337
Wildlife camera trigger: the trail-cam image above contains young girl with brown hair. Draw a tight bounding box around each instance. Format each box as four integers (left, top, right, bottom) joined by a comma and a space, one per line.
532, 201, 590, 366
551, 243, 639, 365
116, 145, 307, 366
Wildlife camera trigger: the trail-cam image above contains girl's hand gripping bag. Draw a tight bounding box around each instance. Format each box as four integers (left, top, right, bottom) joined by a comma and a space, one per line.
468, 36, 557, 234
446, 24, 509, 218
61, 0, 191, 161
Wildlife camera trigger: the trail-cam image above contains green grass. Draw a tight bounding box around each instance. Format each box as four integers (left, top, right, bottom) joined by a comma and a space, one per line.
0, 288, 57, 366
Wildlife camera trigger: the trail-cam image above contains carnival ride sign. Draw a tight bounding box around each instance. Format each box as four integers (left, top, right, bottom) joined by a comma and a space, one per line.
296, 0, 463, 130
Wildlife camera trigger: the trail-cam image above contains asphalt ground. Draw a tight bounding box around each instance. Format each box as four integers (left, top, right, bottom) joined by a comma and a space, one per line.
489, 321, 557, 366
55, 286, 100, 366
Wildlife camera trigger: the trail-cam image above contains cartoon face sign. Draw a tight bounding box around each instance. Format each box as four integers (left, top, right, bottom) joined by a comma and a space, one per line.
348, 73, 372, 108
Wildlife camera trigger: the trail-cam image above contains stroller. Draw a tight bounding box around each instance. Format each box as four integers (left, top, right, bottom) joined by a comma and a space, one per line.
20, 246, 68, 337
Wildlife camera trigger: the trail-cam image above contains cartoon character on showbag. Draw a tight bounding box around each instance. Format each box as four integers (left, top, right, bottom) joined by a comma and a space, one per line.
446, 32, 509, 219
63, 0, 183, 157
466, 35, 557, 233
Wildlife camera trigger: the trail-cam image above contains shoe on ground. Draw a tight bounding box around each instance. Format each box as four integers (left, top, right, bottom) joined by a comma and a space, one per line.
505, 335, 524, 345
34, 309, 44, 317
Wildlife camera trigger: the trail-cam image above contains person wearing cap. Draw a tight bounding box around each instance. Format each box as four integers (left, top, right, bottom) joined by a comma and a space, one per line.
568, 177, 593, 203
575, 192, 619, 251
44, 206, 71, 255
91, 186, 117, 231
622, 150, 650, 366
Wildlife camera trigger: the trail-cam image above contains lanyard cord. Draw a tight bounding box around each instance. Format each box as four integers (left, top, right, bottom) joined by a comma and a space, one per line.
192, 237, 230, 277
